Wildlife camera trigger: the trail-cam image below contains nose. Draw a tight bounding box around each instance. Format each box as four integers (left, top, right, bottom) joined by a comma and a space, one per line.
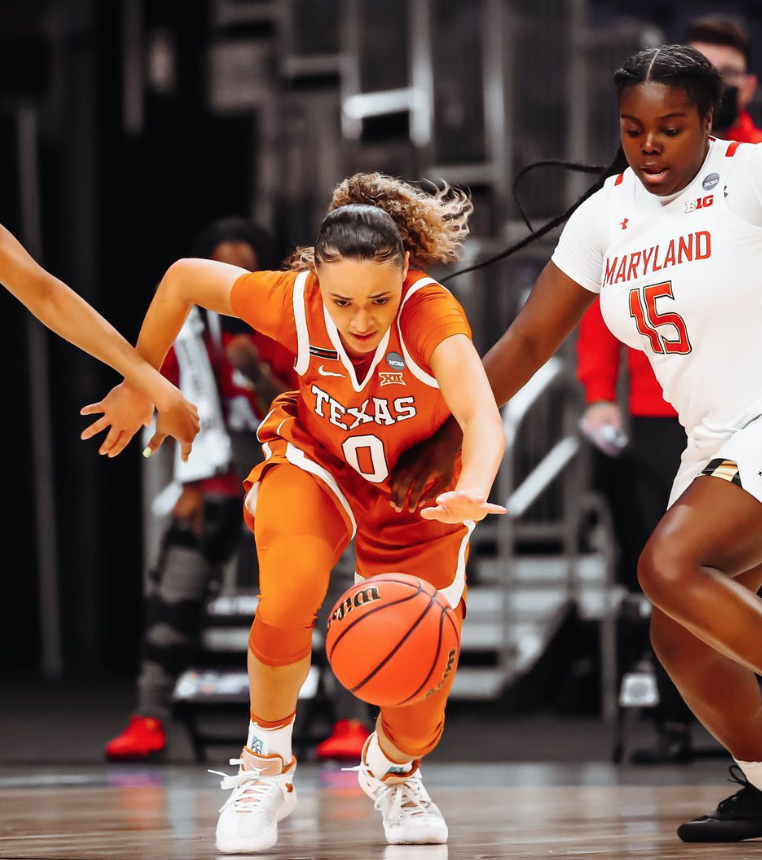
352, 310, 373, 333
643, 131, 661, 154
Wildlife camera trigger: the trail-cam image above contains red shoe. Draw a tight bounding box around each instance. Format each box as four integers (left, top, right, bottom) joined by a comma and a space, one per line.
105, 716, 167, 761
316, 720, 371, 761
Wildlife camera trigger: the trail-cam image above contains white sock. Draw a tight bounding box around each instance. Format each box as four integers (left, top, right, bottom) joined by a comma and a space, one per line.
734, 758, 762, 792
246, 716, 295, 761
364, 732, 413, 778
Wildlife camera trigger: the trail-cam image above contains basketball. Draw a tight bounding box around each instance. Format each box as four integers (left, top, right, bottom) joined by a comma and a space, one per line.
325, 573, 461, 707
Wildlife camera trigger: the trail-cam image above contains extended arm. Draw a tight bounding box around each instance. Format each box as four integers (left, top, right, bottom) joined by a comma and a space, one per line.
420, 333, 506, 524
0, 224, 200, 455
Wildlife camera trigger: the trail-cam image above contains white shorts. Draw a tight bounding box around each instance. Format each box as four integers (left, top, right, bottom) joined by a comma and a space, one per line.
669, 416, 762, 508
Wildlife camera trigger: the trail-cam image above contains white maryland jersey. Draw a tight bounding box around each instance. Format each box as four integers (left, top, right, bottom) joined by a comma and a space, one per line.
553, 138, 762, 446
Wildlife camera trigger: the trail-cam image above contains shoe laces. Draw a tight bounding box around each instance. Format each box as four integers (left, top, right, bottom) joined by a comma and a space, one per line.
209, 759, 287, 814
717, 765, 759, 811
345, 765, 434, 820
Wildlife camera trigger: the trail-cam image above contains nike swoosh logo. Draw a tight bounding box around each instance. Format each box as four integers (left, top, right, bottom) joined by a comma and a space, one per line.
318, 365, 344, 378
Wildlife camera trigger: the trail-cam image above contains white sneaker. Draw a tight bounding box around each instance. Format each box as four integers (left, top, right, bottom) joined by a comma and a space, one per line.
353, 738, 448, 844
213, 747, 297, 854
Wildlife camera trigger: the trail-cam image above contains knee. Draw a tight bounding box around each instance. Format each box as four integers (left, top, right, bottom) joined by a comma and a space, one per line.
257, 535, 334, 629
637, 536, 695, 609
250, 535, 335, 666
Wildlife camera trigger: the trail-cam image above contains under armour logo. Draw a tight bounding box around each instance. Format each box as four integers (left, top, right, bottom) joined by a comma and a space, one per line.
619, 218, 629, 230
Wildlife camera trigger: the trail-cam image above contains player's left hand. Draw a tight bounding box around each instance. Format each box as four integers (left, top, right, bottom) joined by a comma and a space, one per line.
420, 490, 507, 524
80, 381, 154, 457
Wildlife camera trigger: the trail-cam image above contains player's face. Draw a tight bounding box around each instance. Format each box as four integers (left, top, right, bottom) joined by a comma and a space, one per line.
619, 82, 712, 197
317, 253, 408, 357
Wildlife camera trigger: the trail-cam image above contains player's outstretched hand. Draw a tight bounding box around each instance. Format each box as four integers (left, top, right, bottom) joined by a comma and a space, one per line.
390, 418, 462, 513
80, 381, 154, 457
80, 381, 199, 460
420, 490, 507, 524
146, 385, 200, 462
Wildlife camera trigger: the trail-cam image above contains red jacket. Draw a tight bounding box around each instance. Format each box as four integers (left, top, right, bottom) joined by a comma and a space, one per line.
726, 111, 762, 144
576, 114, 762, 417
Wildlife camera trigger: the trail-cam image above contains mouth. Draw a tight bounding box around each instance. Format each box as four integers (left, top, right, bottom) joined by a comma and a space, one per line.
349, 331, 377, 343
640, 165, 670, 187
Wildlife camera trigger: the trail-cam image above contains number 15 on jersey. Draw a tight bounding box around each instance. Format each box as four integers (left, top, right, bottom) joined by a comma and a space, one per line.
629, 280, 693, 355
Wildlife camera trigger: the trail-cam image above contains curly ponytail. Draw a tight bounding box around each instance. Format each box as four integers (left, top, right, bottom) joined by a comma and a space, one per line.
285, 173, 472, 271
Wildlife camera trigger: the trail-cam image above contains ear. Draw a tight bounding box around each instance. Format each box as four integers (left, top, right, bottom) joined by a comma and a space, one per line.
401, 250, 410, 280
704, 111, 714, 135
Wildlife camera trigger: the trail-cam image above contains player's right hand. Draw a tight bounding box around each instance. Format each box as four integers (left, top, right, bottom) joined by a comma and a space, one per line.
390, 417, 463, 513
144, 384, 200, 461
80, 381, 154, 458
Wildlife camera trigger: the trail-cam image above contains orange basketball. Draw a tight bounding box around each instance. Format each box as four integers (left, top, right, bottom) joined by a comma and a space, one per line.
325, 573, 460, 707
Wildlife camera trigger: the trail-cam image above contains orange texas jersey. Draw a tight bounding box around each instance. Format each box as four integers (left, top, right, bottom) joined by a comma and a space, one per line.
230, 267, 472, 502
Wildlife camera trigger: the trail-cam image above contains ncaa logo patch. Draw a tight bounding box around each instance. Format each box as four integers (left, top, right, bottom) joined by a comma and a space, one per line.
702, 172, 720, 191
386, 351, 405, 370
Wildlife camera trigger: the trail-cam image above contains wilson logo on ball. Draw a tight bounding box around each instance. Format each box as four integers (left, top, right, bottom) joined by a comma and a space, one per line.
327, 585, 380, 630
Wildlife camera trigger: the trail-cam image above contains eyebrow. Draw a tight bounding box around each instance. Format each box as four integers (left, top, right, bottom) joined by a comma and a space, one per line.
328, 291, 392, 300
620, 112, 688, 121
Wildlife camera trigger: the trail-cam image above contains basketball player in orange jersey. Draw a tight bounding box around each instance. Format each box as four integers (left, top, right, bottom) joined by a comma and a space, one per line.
84, 173, 506, 852
392, 45, 762, 844
0, 221, 198, 455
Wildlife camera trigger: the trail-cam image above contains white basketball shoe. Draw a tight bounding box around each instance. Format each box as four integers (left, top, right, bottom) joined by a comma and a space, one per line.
213, 747, 297, 853
353, 735, 448, 844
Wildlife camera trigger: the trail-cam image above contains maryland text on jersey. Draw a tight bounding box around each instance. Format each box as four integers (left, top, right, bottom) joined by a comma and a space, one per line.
604, 230, 711, 286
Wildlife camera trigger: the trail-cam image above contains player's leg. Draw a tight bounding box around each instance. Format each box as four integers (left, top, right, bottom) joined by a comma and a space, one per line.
215, 464, 350, 854
637, 470, 762, 842
355, 599, 464, 846
638, 476, 762, 675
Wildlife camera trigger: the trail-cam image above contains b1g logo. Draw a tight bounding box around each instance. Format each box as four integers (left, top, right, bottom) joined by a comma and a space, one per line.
327, 585, 381, 631
685, 194, 714, 213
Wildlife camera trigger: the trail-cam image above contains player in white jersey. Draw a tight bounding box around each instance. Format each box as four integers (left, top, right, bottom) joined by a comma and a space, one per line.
390, 45, 762, 843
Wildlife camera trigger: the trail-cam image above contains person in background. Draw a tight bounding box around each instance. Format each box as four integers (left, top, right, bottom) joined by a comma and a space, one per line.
688, 16, 762, 143
574, 15, 762, 763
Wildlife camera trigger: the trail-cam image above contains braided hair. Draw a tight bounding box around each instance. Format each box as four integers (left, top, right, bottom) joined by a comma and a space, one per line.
444, 44, 722, 283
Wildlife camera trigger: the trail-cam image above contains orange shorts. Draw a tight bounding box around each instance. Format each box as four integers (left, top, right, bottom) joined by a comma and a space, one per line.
244, 436, 473, 607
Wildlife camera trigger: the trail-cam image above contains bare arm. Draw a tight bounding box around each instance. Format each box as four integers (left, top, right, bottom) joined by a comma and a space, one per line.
0, 224, 182, 407
483, 260, 597, 407
419, 333, 506, 524
0, 224, 200, 455
133, 258, 244, 370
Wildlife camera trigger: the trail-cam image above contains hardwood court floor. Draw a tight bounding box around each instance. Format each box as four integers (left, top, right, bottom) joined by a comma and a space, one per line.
0, 762, 757, 859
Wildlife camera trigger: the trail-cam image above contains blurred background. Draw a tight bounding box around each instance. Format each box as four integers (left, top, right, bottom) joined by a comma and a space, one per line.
1, 0, 760, 765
